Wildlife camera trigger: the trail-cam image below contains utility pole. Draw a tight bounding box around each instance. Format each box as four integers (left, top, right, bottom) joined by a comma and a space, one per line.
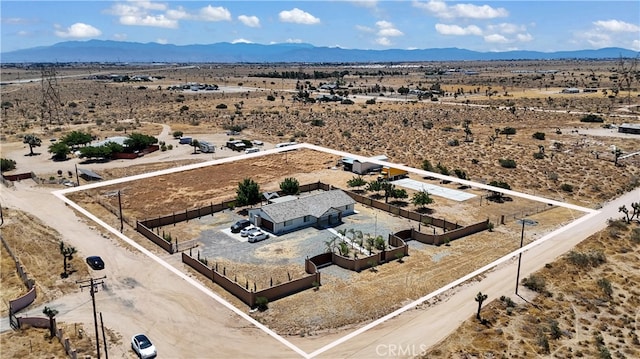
100, 312, 109, 359
77, 276, 106, 359
515, 219, 525, 295
118, 190, 123, 232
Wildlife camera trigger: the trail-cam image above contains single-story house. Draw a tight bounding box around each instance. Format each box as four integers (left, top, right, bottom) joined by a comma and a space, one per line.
248, 190, 356, 235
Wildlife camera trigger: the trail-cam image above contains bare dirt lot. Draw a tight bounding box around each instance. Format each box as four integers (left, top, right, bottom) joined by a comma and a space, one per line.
1, 61, 639, 358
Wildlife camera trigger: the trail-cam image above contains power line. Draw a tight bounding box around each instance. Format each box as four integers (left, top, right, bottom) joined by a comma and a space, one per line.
77, 276, 107, 359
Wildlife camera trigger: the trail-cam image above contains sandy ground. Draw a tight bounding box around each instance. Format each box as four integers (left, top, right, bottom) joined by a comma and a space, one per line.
2, 121, 638, 358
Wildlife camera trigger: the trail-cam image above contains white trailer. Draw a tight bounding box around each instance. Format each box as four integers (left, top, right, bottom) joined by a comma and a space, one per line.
199, 141, 216, 153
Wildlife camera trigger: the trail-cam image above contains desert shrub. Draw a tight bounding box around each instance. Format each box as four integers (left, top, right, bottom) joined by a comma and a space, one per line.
310, 119, 325, 127
216, 103, 228, 109
597, 278, 613, 298
266, 94, 276, 101
522, 274, 546, 292
255, 296, 268, 311
423, 121, 433, 129
454, 169, 467, 180
606, 218, 628, 230
533, 152, 545, 159
340, 99, 354, 104
365, 98, 376, 105
1, 158, 17, 171
172, 131, 184, 138
567, 250, 606, 267
631, 228, 640, 243
500, 127, 517, 135
342, 130, 351, 138
581, 114, 604, 123
499, 158, 517, 168
448, 139, 459, 146
500, 295, 516, 308
560, 183, 574, 192
537, 330, 550, 354
532, 132, 546, 140
549, 320, 562, 339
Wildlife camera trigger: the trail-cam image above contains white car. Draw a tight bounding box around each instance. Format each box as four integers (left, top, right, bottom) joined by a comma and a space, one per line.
131, 334, 157, 358
248, 230, 269, 243
240, 226, 260, 237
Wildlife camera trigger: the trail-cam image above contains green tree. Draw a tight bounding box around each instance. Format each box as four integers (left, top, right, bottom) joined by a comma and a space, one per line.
61, 131, 92, 148
412, 189, 434, 209
59, 241, 77, 278
124, 133, 158, 152
42, 306, 59, 338
279, 177, 300, 195
23, 134, 41, 156
1, 158, 17, 172
532, 132, 546, 140
191, 139, 200, 154
475, 291, 488, 321
500, 127, 517, 139
347, 175, 367, 191
236, 178, 261, 206
172, 131, 184, 139
48, 142, 71, 161
366, 180, 382, 195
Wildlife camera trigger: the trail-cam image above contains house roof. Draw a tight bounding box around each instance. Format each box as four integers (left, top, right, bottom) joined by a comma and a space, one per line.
257, 190, 355, 224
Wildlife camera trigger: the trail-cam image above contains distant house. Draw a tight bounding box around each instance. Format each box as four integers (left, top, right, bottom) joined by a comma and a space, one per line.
248, 190, 356, 234
561, 88, 580, 94
342, 154, 388, 174
618, 123, 640, 135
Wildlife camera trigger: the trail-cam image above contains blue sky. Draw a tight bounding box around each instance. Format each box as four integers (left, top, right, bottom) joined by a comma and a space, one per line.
1, 1, 639, 53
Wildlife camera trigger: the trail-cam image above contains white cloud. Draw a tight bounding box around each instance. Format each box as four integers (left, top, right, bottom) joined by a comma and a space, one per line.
238, 15, 260, 28
54, 23, 102, 38
516, 33, 533, 42
350, 0, 378, 8
166, 7, 190, 20
435, 23, 482, 36
355, 25, 375, 33
484, 34, 509, 43
375, 37, 391, 46
414, 0, 508, 19
376, 20, 403, 37
120, 14, 178, 28
279, 8, 320, 25
581, 31, 612, 48
286, 38, 303, 43
232, 38, 253, 44
593, 19, 640, 33
631, 39, 640, 51
156, 38, 168, 44
133, 0, 167, 11
199, 5, 232, 22
486, 23, 525, 35
113, 33, 128, 41
2, 17, 30, 25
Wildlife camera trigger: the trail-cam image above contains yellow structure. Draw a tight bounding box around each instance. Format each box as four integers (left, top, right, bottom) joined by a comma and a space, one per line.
379, 166, 408, 181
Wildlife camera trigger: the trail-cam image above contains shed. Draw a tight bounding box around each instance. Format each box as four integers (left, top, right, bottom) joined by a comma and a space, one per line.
78, 168, 102, 181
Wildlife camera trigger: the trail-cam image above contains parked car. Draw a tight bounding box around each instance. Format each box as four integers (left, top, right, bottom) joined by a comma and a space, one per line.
131, 334, 157, 359
85, 256, 105, 270
248, 230, 269, 243
240, 226, 260, 237
230, 219, 251, 233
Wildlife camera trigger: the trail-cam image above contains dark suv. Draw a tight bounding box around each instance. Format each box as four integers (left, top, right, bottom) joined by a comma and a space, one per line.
230, 219, 251, 233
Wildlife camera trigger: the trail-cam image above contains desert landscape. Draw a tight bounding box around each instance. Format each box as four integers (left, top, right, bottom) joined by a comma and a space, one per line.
1, 60, 639, 358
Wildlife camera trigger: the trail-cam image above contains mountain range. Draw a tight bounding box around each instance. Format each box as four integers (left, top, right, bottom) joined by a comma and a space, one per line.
1, 40, 638, 63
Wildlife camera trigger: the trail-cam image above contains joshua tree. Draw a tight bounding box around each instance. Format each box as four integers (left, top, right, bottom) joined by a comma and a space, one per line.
191, 139, 200, 154
42, 306, 59, 338
23, 134, 42, 156
475, 291, 488, 321
613, 147, 623, 166
59, 241, 77, 278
